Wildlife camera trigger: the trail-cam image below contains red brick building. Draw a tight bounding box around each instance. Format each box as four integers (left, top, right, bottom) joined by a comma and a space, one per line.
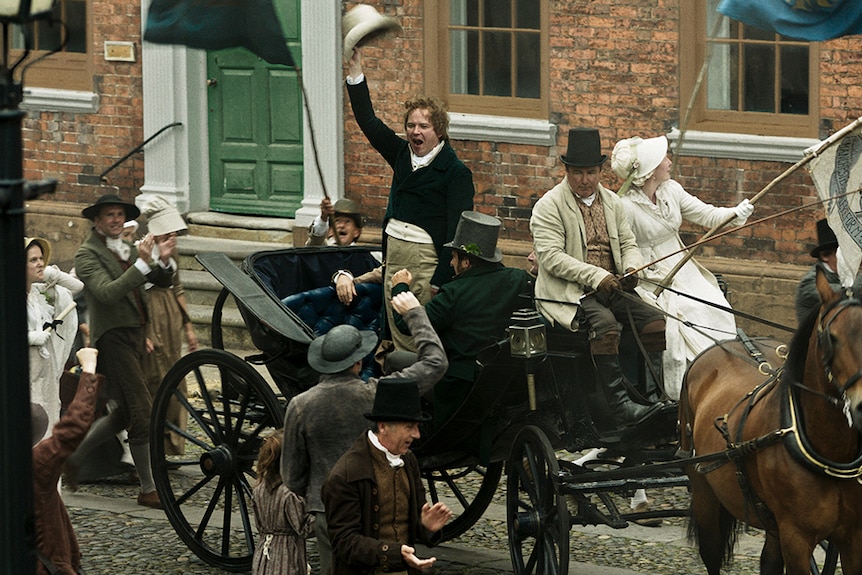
16, 0, 862, 289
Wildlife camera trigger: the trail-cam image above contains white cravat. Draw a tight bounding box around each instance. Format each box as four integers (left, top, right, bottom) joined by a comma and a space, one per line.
411, 140, 444, 172
105, 236, 131, 261
367, 429, 404, 468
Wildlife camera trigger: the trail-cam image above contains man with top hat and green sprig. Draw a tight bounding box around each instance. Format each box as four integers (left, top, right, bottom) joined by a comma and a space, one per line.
389, 210, 534, 432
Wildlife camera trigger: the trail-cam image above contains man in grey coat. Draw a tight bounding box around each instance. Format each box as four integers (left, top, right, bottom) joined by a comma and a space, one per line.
281, 291, 447, 575
530, 128, 665, 429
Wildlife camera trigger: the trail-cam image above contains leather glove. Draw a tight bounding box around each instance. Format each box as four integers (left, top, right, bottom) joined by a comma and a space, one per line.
618, 268, 639, 291
734, 198, 754, 220
597, 274, 621, 294
29, 330, 50, 346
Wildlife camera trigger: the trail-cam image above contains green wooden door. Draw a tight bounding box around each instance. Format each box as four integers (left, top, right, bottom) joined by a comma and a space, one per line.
206, 0, 302, 217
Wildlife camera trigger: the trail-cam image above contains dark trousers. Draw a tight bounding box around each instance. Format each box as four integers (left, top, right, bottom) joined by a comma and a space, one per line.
579, 290, 663, 340
96, 327, 152, 445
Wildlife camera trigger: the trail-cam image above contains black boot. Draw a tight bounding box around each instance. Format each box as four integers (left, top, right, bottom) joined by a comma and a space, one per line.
594, 354, 661, 427
643, 351, 666, 404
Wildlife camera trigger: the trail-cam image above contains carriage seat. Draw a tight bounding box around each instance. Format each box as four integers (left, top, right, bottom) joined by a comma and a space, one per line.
280, 283, 382, 379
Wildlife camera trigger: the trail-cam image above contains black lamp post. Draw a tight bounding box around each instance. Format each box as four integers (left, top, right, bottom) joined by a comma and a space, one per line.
1, 1, 57, 571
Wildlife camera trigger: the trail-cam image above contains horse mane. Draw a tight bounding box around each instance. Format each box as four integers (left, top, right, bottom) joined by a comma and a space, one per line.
782, 304, 819, 387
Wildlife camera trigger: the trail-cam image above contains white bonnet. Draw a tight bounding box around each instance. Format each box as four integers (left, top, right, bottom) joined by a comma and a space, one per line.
142, 195, 187, 236
611, 136, 668, 189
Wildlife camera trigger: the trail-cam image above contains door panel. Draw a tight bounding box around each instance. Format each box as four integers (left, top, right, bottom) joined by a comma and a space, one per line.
207, 0, 302, 217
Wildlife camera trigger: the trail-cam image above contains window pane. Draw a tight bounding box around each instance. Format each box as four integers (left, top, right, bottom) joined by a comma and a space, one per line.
707, 0, 731, 38
707, 43, 738, 110
743, 44, 775, 112
451, 29, 480, 94
65, 0, 86, 53
743, 24, 774, 41
516, 32, 540, 98
781, 44, 808, 114
483, 31, 511, 96
516, 0, 539, 29
451, 0, 478, 27
38, 19, 63, 51
484, 0, 511, 28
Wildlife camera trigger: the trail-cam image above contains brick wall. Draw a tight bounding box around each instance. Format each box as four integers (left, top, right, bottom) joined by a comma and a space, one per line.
342, 0, 862, 269
21, 0, 145, 206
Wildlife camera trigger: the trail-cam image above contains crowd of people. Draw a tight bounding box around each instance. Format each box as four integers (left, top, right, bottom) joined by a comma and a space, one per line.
25, 31, 854, 575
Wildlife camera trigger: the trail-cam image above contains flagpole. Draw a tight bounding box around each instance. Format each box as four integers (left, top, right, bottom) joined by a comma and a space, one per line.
653, 116, 862, 296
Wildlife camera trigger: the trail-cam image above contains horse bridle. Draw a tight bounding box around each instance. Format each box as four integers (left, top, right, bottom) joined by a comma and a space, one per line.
816, 294, 862, 400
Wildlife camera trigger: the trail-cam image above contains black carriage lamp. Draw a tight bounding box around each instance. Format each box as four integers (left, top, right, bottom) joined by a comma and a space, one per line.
1, 1, 57, 573
509, 309, 548, 411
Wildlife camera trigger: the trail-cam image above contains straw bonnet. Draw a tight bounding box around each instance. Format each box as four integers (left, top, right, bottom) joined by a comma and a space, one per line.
342, 4, 402, 61
560, 128, 607, 168
611, 136, 668, 193
81, 194, 140, 221
307, 324, 378, 374
810, 218, 839, 258
443, 211, 503, 263
364, 378, 431, 423
142, 195, 188, 236
24, 237, 52, 266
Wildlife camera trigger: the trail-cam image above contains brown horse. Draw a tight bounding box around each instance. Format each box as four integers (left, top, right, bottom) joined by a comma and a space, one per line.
680, 268, 862, 575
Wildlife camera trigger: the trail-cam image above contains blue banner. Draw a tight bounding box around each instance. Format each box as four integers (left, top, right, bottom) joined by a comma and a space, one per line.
717, 0, 862, 41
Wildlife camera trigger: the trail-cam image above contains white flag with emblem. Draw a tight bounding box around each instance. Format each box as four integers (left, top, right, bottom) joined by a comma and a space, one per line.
808, 126, 862, 288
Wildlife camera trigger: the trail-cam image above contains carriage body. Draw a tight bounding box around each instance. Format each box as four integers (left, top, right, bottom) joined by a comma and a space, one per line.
149, 245, 685, 573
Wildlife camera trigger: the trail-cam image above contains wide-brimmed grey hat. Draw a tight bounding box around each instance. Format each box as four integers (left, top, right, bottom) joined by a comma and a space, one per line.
308, 324, 378, 374
364, 378, 431, 423
142, 195, 188, 236
342, 4, 402, 61
443, 211, 503, 263
82, 194, 140, 221
560, 128, 607, 168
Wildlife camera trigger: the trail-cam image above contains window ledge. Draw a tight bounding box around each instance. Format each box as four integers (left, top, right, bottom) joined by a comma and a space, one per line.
448, 113, 557, 147
667, 128, 820, 164
20, 87, 99, 114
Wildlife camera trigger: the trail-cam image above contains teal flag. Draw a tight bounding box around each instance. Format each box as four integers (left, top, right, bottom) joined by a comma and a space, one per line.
717, 0, 862, 41
144, 0, 295, 67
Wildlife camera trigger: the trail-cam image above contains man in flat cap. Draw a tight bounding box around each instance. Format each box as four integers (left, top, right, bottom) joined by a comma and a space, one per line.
68, 194, 177, 508
282, 290, 447, 574
530, 129, 666, 429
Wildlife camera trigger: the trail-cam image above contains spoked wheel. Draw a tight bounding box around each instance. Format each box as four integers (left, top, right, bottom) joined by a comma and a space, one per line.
150, 349, 283, 573
809, 540, 839, 575
423, 460, 503, 541
507, 425, 570, 575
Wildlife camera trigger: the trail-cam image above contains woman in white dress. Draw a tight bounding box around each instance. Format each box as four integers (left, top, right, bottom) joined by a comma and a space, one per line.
26, 237, 83, 439
611, 136, 754, 399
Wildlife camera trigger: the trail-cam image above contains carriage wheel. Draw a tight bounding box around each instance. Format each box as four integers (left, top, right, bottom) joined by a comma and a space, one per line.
507, 425, 570, 575
423, 460, 503, 541
150, 349, 283, 573
809, 540, 838, 575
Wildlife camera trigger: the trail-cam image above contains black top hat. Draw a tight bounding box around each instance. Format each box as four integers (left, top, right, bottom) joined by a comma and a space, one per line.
308, 324, 378, 374
561, 128, 607, 167
443, 211, 503, 263
82, 194, 141, 221
364, 378, 431, 422
810, 218, 839, 258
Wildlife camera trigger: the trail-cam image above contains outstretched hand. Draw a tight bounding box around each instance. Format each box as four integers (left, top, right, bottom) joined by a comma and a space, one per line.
391, 268, 413, 287
401, 545, 436, 570
391, 291, 421, 314
348, 47, 363, 78
421, 501, 452, 532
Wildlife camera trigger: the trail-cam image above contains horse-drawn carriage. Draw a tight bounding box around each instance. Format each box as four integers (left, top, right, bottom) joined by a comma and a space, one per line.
148, 245, 854, 574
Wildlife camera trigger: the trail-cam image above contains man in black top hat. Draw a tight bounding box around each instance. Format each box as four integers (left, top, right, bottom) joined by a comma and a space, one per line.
321, 377, 452, 575
282, 290, 447, 575
389, 210, 534, 431
795, 218, 862, 323
530, 129, 665, 429
69, 193, 176, 508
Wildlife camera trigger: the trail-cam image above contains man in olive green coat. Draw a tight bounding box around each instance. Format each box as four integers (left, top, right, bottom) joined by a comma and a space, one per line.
69, 194, 176, 508
391, 211, 534, 431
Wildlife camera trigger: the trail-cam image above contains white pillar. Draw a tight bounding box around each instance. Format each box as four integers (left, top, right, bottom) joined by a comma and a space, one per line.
294, 0, 343, 227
